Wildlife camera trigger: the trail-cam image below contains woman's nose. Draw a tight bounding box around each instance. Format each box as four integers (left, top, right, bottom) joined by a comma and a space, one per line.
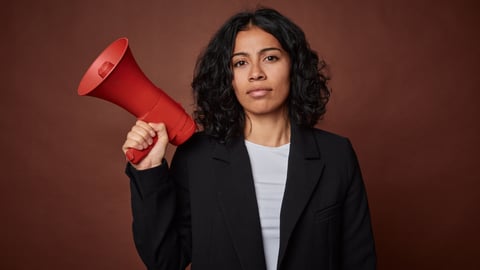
248, 64, 266, 81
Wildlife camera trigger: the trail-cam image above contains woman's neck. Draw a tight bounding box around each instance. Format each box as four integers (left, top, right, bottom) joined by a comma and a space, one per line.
244, 110, 291, 147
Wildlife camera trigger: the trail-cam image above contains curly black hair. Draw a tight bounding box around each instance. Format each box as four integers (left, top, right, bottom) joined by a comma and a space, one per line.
192, 7, 330, 143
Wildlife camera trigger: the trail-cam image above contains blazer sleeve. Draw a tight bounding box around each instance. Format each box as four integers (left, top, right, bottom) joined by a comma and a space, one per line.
341, 139, 377, 269
126, 158, 192, 270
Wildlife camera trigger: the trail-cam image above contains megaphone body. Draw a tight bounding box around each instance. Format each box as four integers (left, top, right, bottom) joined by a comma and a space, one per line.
78, 37, 196, 164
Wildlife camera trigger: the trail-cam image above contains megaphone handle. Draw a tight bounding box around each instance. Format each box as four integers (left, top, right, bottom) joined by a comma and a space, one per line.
125, 136, 159, 164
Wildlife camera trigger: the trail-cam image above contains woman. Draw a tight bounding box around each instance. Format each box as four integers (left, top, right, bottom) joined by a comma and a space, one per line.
122, 8, 376, 270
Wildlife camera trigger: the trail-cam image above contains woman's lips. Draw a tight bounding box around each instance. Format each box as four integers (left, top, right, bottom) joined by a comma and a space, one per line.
247, 88, 271, 98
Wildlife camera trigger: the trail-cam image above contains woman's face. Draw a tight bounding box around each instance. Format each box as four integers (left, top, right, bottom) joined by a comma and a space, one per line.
231, 26, 291, 118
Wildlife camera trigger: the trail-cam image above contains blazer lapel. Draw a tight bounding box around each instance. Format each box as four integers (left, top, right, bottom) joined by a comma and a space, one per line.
213, 137, 267, 270
277, 125, 325, 268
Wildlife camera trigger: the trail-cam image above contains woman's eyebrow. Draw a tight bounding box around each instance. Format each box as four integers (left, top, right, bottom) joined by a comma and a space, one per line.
259, 47, 282, 54
231, 47, 282, 58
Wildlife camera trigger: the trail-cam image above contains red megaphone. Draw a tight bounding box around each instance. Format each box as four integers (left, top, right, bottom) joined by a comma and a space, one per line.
77, 37, 196, 164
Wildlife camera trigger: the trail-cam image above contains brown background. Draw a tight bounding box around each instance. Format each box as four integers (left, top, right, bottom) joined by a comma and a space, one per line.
1, 0, 479, 269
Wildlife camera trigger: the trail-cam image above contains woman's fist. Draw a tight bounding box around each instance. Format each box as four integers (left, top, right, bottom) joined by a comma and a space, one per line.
122, 120, 169, 170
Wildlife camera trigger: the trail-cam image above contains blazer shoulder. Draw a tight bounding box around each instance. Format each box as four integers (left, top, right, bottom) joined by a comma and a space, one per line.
311, 128, 352, 147
308, 127, 358, 161
173, 131, 217, 159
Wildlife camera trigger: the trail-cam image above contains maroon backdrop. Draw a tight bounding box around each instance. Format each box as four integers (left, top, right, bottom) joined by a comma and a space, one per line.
1, 0, 479, 269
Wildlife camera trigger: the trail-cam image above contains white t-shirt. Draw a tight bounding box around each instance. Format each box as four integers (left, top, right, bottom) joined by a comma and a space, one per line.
245, 140, 290, 270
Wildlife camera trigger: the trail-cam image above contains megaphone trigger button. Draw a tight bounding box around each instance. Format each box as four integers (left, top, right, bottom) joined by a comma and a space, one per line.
126, 150, 135, 162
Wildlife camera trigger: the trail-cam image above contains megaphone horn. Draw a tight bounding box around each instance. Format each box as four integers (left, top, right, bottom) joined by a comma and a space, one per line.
77, 37, 196, 164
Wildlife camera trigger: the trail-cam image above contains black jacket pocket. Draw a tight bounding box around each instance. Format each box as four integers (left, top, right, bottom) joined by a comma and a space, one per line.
314, 203, 341, 223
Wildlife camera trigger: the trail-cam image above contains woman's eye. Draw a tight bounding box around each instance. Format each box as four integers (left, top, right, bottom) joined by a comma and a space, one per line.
233, 60, 246, 67
265, 55, 279, 62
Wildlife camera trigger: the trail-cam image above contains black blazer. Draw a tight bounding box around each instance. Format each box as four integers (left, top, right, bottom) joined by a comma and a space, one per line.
127, 124, 376, 270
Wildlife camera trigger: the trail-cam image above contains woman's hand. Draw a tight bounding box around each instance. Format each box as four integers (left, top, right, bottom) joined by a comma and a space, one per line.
122, 120, 169, 170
